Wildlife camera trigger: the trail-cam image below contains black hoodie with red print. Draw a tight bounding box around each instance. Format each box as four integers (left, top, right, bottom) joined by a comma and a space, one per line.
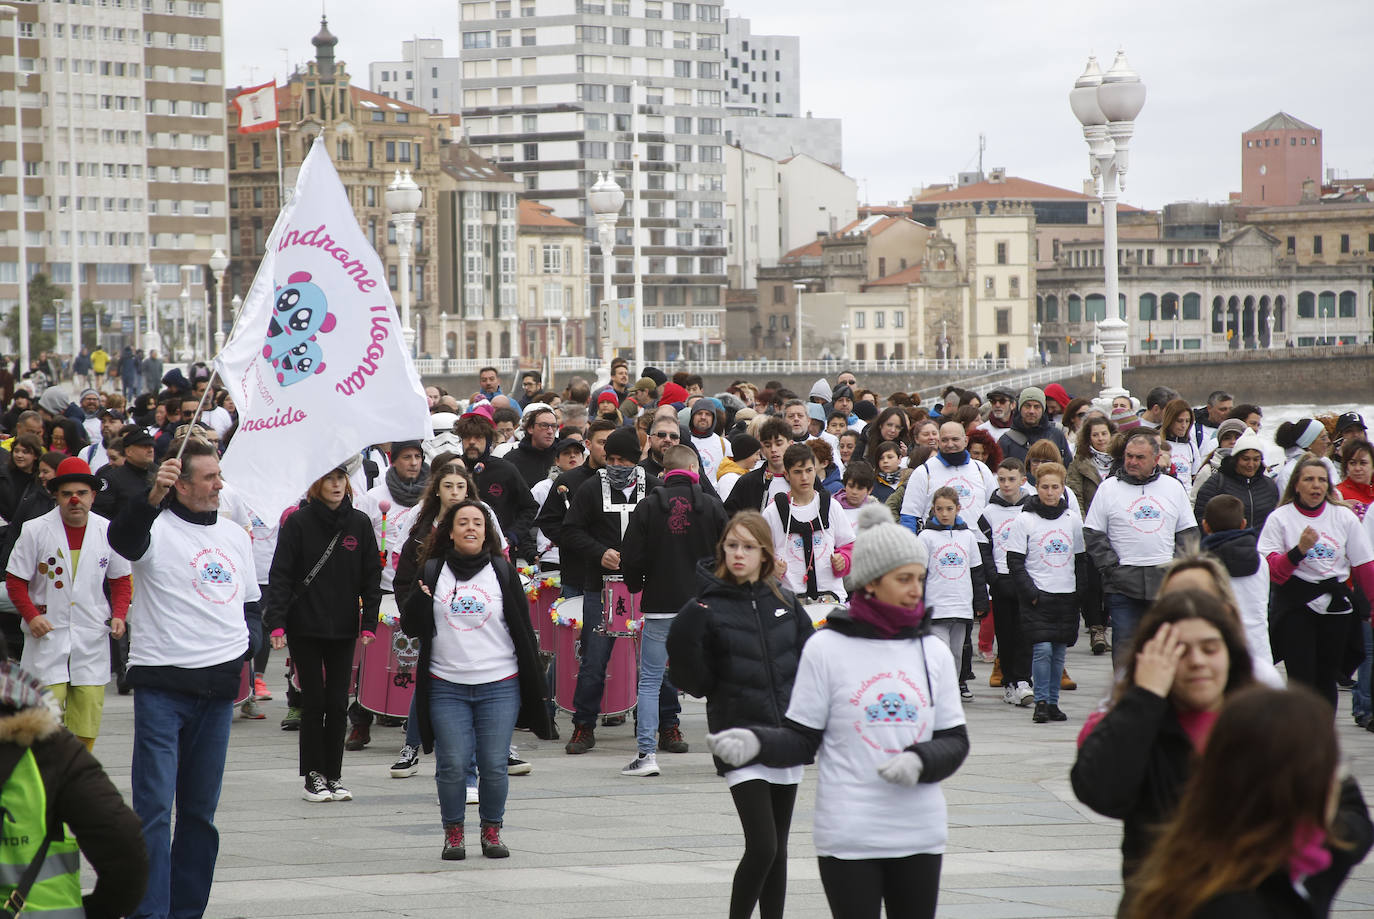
621, 476, 729, 614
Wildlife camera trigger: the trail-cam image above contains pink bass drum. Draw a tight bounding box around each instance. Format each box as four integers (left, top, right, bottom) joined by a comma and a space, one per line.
357, 621, 420, 719
599, 575, 643, 637
552, 595, 638, 717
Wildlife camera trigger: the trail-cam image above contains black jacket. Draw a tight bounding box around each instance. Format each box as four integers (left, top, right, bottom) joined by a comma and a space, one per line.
472, 453, 539, 560
93, 459, 153, 520
561, 468, 662, 591
0, 703, 148, 919
1200, 527, 1262, 579
1006, 497, 1087, 646
621, 480, 728, 613
998, 412, 1071, 462
0, 479, 54, 571
1191, 779, 1372, 919
506, 437, 558, 488
399, 553, 553, 753
533, 463, 597, 584
747, 607, 971, 783
722, 466, 776, 515
667, 562, 812, 775
262, 496, 382, 638
107, 496, 264, 700
1193, 454, 1279, 531
1070, 686, 1195, 885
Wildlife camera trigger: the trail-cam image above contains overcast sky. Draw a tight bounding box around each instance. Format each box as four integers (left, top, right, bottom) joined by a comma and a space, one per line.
225, 0, 1374, 209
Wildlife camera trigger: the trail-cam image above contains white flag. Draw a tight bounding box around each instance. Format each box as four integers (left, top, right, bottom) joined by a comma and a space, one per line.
232, 81, 280, 134
215, 138, 429, 522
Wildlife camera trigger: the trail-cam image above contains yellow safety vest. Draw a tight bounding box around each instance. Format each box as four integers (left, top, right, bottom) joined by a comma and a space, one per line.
0, 748, 82, 917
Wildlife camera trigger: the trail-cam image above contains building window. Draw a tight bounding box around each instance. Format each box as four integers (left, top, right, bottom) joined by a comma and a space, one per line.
463, 31, 492, 49
855, 311, 865, 329
542, 244, 562, 274
894, 311, 904, 328
995, 309, 1010, 335
1313, 236, 1323, 255
1341, 234, 1350, 254
1286, 236, 1296, 255
855, 343, 866, 361
1009, 276, 1019, 295
983, 276, 995, 295
874, 311, 885, 329
995, 241, 1007, 265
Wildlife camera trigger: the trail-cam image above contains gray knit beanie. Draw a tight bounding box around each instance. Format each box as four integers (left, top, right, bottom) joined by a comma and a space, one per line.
844, 504, 929, 592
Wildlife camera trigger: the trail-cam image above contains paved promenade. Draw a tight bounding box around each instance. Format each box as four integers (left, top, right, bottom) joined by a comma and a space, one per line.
87, 642, 1374, 919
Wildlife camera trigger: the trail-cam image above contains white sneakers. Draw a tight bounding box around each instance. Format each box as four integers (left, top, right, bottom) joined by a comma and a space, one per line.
621, 752, 661, 777
1003, 682, 1035, 707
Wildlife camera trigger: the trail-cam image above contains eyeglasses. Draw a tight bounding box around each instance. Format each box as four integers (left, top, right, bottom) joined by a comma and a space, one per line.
652, 431, 680, 440
532, 421, 558, 430
1075, 410, 1090, 420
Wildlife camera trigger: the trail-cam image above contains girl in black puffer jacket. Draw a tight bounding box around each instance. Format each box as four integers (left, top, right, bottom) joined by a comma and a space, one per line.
667, 510, 812, 919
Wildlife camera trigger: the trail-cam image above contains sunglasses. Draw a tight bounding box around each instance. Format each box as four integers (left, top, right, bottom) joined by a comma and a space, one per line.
652, 431, 680, 440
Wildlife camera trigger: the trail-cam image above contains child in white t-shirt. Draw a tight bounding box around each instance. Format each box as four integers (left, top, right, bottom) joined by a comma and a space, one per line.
835, 460, 881, 526
917, 487, 989, 702
763, 443, 855, 601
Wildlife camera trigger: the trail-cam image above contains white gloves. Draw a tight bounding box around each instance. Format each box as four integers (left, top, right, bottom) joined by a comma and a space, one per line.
706, 728, 761, 766
876, 751, 924, 787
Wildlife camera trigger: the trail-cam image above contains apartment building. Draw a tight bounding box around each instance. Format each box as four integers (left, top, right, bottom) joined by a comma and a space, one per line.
456, 0, 729, 361
0, 0, 229, 358
369, 39, 462, 115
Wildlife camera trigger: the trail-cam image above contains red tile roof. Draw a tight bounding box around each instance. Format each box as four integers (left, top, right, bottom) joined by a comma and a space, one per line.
519, 199, 579, 228
863, 264, 923, 289
917, 176, 1096, 203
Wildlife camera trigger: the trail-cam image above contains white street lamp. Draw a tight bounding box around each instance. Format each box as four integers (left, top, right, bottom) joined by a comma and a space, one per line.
209, 248, 228, 352
1033, 320, 1042, 366
140, 264, 156, 352
792, 282, 806, 363
588, 172, 625, 368
385, 169, 422, 358
1, 5, 29, 372
178, 285, 191, 362
1072, 49, 1145, 406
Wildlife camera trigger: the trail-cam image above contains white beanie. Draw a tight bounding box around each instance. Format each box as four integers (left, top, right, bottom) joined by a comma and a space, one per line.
844, 504, 929, 592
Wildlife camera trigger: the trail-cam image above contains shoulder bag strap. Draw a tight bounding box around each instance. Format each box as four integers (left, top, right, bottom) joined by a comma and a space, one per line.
0, 748, 52, 919
301, 531, 342, 590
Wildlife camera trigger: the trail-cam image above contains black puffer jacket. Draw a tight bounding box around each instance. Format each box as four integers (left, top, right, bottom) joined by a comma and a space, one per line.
998, 412, 1071, 463
263, 496, 382, 638
1070, 686, 1195, 887
1006, 497, 1086, 646
1192, 453, 1278, 531
621, 479, 728, 613
667, 561, 812, 775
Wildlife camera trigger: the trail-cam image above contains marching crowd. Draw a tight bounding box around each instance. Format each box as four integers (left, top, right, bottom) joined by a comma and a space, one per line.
0, 356, 1371, 918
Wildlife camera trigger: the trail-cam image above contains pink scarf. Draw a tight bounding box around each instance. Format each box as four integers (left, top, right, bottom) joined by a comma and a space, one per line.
1289, 821, 1332, 881
848, 590, 925, 638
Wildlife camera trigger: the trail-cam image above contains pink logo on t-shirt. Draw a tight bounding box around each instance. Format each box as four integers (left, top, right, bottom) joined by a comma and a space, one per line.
847, 670, 932, 754
930, 540, 968, 579
1036, 529, 1074, 567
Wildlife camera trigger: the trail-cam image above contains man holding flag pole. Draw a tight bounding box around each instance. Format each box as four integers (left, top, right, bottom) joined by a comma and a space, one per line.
112, 136, 430, 917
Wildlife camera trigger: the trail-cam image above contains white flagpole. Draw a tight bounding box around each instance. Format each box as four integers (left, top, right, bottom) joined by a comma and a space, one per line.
275, 123, 286, 207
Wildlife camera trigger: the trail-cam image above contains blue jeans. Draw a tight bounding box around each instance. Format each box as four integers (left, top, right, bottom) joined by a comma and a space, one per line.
1355, 621, 1373, 720
131, 687, 233, 919
1031, 642, 1067, 705
1106, 593, 1150, 670
430, 676, 520, 827
636, 617, 673, 754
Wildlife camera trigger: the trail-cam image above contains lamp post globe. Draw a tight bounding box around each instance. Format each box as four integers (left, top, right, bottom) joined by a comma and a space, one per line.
588, 173, 625, 374
386, 170, 422, 358
209, 249, 228, 352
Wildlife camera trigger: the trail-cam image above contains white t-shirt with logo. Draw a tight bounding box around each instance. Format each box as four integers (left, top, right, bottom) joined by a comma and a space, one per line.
1006, 507, 1084, 594
691, 432, 731, 482
126, 510, 260, 670
1258, 502, 1374, 591
1082, 474, 1194, 567
429, 561, 518, 685
785, 629, 965, 859
917, 527, 982, 620
763, 491, 855, 600
977, 499, 1024, 574
900, 455, 998, 526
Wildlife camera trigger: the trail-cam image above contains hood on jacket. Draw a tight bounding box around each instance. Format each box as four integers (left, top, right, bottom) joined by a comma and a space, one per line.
714, 391, 745, 415
809, 378, 831, 402
0, 661, 63, 747
1200, 528, 1261, 578
37, 386, 71, 416
687, 397, 724, 433
1010, 409, 1054, 439
716, 455, 758, 481
161, 367, 190, 391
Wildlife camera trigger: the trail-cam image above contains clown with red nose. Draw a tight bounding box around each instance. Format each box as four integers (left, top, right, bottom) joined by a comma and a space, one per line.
5, 457, 132, 749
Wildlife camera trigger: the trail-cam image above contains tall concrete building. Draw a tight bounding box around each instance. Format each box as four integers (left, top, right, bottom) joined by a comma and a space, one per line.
456, 0, 729, 361
0, 0, 229, 359
369, 39, 462, 115
1240, 112, 1322, 208
722, 16, 797, 118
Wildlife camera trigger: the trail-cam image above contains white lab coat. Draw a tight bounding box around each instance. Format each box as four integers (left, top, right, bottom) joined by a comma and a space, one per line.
7, 507, 131, 686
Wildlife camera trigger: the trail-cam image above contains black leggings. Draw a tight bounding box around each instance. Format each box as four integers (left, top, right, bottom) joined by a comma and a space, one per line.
1280, 607, 1350, 708
288, 635, 355, 780
728, 780, 798, 919
817, 853, 942, 919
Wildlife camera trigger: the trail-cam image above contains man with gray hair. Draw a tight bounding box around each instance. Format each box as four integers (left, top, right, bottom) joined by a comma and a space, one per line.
1082, 430, 1197, 667
1193, 389, 1233, 451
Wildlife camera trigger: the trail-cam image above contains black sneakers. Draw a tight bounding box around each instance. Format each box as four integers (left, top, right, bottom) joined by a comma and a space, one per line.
1032, 701, 1050, 724
390, 744, 420, 778
303, 771, 331, 802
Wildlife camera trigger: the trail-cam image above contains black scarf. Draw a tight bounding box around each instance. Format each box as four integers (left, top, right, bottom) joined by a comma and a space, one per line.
386, 464, 429, 507
445, 547, 492, 582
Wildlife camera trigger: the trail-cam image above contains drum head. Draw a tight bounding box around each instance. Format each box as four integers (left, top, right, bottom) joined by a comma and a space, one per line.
802, 603, 838, 627
552, 594, 584, 627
